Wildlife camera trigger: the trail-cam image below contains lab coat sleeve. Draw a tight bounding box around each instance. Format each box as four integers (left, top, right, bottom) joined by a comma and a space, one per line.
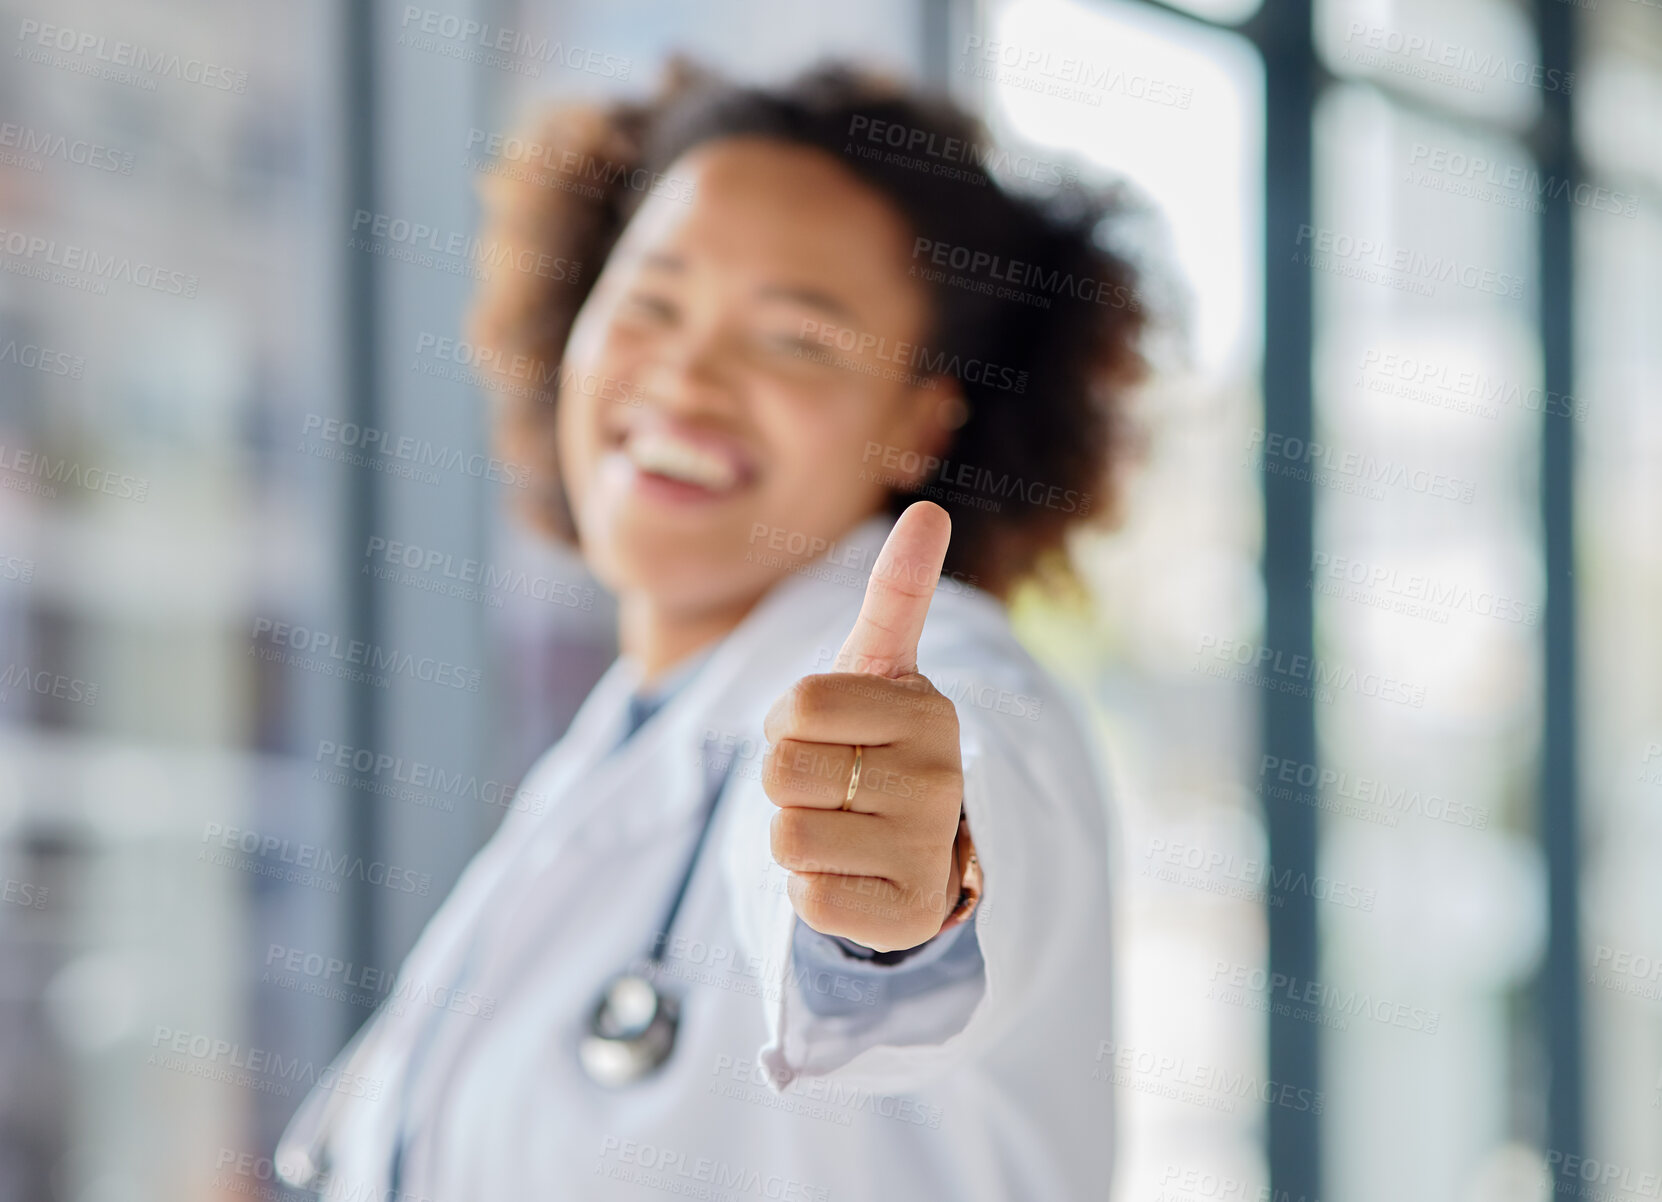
725, 657, 1110, 1095
789, 914, 984, 1018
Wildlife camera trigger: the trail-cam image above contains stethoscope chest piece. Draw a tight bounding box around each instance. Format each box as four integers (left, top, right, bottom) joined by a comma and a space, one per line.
579, 972, 680, 1087
579, 729, 736, 1088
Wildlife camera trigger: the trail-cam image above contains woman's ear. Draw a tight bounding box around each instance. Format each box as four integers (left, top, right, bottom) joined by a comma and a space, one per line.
883, 378, 967, 492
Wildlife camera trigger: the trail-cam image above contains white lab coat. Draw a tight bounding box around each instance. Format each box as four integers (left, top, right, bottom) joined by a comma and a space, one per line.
278, 514, 1116, 1202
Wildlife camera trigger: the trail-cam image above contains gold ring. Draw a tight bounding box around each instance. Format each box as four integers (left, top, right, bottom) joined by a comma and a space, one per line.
843, 745, 863, 811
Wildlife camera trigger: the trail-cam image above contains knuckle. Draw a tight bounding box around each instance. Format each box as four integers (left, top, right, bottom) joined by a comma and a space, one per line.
761, 743, 784, 791
925, 690, 959, 727
895, 766, 956, 814
762, 749, 806, 806
932, 764, 966, 806
840, 672, 889, 708
789, 677, 831, 726
908, 823, 953, 868
794, 879, 836, 931
895, 674, 939, 709
770, 808, 810, 868
763, 740, 797, 784
818, 876, 862, 925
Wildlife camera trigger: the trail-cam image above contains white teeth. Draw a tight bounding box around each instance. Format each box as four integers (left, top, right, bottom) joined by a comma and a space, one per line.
625, 430, 739, 491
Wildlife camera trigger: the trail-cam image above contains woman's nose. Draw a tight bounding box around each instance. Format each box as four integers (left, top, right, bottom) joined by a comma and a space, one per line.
637, 331, 737, 415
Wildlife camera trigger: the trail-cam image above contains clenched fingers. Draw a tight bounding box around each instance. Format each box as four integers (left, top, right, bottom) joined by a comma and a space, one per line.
762, 738, 956, 814
763, 671, 958, 751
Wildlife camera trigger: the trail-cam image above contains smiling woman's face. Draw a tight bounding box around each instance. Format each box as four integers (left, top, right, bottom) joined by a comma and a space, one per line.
554, 136, 950, 622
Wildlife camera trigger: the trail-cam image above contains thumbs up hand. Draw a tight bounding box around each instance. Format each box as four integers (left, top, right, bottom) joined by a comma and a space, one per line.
762, 502, 973, 954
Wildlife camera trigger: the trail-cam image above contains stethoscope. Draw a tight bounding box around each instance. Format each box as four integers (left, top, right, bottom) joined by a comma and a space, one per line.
578, 744, 735, 1087
275, 726, 737, 1193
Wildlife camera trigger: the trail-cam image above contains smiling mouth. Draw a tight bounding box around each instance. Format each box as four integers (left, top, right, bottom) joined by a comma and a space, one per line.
621, 427, 748, 494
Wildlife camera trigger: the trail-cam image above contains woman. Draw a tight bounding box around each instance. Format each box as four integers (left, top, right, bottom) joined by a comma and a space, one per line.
280, 60, 1148, 1201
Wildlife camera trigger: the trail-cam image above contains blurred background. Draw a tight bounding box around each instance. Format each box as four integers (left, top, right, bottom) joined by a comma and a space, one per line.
0, 0, 1658, 1199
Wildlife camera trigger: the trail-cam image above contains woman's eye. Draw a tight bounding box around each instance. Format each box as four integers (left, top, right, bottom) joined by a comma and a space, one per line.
620, 293, 677, 323
753, 329, 824, 360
